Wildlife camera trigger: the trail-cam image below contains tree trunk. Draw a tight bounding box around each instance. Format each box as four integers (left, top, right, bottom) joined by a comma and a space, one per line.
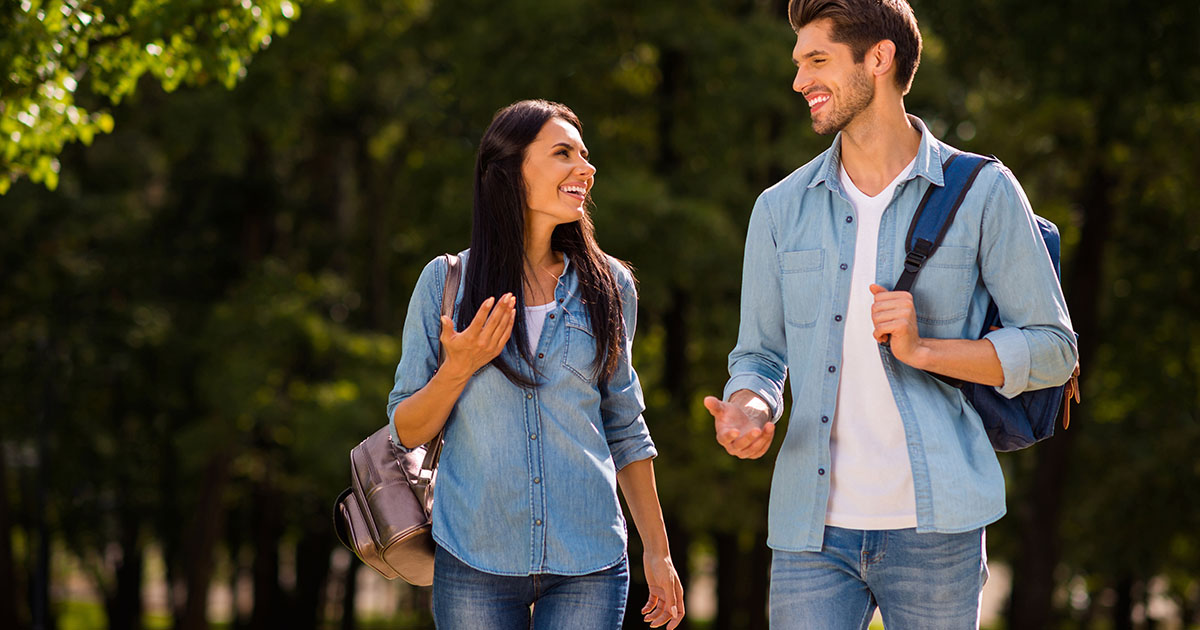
339, 562, 358, 630
748, 542, 770, 630
0, 436, 21, 628
104, 513, 144, 630
714, 533, 741, 630
291, 513, 333, 630
1007, 162, 1115, 629
1113, 575, 1135, 630
249, 474, 283, 630
175, 450, 233, 630
0, 438, 23, 629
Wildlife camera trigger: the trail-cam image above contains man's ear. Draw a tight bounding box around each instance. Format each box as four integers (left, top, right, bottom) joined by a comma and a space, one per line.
869, 39, 897, 80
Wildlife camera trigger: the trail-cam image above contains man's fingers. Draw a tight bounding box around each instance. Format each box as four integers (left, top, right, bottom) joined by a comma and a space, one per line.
729, 422, 775, 458
716, 428, 741, 448
728, 426, 763, 451
703, 395, 727, 418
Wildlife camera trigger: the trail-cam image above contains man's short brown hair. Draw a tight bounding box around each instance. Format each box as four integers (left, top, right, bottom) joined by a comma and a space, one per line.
788, 0, 922, 94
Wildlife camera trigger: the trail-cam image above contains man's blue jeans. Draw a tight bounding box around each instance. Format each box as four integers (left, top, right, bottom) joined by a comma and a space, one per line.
432, 545, 629, 629
770, 526, 988, 629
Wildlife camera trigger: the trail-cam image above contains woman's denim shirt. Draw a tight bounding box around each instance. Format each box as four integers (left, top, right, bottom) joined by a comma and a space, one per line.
724, 116, 1078, 552
386, 250, 656, 576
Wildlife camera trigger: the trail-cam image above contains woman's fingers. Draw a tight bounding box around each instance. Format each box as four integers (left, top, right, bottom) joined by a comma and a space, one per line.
464, 296, 496, 336
480, 294, 515, 349
643, 592, 669, 626
489, 303, 515, 351
438, 315, 456, 344
670, 575, 685, 629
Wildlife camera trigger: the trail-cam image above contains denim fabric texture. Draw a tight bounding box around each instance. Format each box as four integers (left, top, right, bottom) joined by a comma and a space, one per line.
387, 251, 657, 576
724, 116, 1078, 552
432, 545, 629, 630
769, 526, 988, 629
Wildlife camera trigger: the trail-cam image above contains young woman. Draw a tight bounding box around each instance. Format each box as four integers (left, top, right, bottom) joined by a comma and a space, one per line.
386, 100, 684, 630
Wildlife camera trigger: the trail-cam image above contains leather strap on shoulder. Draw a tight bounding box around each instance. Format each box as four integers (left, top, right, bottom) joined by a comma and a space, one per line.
420, 253, 462, 477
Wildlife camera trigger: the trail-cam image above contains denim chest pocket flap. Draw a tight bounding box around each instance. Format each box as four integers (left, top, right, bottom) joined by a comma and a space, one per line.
562, 310, 598, 383
912, 245, 976, 325
778, 248, 824, 328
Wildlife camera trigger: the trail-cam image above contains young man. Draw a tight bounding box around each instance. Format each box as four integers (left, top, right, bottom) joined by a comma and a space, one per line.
703, 0, 1077, 627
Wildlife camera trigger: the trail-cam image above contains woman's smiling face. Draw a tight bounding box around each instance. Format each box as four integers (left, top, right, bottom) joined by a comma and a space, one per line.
522, 117, 596, 228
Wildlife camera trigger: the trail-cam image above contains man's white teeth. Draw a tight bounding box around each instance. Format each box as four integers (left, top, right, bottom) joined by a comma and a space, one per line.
807, 95, 830, 107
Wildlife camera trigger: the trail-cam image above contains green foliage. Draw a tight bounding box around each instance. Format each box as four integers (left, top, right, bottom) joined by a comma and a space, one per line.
0, 0, 311, 191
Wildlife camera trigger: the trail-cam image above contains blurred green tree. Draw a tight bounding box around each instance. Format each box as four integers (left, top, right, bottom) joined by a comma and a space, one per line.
0, 0, 310, 193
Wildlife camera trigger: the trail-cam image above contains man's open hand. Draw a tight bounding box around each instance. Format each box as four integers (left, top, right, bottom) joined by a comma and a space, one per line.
705, 392, 775, 459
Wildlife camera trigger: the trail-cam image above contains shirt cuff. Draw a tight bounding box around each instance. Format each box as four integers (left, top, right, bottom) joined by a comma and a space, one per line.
986, 326, 1030, 399
612, 440, 658, 472
723, 374, 784, 421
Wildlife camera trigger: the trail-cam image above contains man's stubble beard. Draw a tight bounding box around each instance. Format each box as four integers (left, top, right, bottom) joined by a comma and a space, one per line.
812, 65, 875, 136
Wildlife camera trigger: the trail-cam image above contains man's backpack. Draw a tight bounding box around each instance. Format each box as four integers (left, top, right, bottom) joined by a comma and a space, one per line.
894, 151, 1080, 451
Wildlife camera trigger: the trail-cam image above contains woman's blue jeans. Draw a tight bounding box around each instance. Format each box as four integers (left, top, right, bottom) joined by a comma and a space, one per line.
770, 526, 988, 629
432, 545, 629, 629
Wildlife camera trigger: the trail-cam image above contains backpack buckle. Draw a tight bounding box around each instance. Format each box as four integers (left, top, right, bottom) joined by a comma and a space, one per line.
904, 238, 934, 274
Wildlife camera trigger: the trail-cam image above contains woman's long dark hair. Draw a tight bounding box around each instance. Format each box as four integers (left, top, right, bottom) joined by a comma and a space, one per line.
459, 99, 627, 387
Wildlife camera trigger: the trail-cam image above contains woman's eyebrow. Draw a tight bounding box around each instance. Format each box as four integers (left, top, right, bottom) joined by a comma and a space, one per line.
552, 141, 588, 157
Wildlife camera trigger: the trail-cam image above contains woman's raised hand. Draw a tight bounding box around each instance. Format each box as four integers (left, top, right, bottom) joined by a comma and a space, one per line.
439, 294, 516, 379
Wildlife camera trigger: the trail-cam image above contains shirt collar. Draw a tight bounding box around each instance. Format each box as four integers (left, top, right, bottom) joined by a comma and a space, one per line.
807, 114, 948, 192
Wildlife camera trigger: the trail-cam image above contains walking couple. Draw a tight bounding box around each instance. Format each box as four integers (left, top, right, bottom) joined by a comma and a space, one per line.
385, 1, 1077, 628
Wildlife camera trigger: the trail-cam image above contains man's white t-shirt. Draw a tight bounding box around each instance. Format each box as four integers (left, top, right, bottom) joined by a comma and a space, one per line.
825, 158, 920, 530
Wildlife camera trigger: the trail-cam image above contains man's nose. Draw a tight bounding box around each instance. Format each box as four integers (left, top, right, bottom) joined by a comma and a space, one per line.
793, 70, 812, 94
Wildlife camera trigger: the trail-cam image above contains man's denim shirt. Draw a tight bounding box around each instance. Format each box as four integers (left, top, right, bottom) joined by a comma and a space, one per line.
387, 250, 656, 576
724, 116, 1077, 552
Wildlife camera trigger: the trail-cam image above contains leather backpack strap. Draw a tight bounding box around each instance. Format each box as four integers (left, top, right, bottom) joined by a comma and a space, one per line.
418, 253, 462, 479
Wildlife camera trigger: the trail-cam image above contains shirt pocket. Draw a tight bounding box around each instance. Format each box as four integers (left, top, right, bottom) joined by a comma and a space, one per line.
912, 245, 975, 325
562, 311, 599, 383
778, 249, 824, 328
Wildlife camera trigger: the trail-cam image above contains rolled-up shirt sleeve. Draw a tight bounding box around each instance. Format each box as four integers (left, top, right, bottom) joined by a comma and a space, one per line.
385, 257, 445, 446
723, 194, 789, 420
979, 166, 1078, 398
600, 262, 657, 471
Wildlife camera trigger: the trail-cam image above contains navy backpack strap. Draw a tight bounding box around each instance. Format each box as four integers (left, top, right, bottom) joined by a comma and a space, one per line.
893, 151, 994, 293
888, 150, 995, 386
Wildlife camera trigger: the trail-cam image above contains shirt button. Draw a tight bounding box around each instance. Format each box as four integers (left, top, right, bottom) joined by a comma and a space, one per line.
533, 477, 541, 484
821, 416, 829, 423
537, 353, 544, 359
845, 216, 853, 223
534, 519, 542, 526
548, 314, 555, 319
558, 298, 563, 303
834, 315, 842, 322
526, 393, 533, 399
840, 263, 848, 270
530, 433, 537, 440
818, 468, 826, 475
828, 365, 836, 373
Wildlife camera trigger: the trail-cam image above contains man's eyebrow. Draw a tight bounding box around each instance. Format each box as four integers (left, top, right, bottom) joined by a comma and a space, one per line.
793, 49, 830, 65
